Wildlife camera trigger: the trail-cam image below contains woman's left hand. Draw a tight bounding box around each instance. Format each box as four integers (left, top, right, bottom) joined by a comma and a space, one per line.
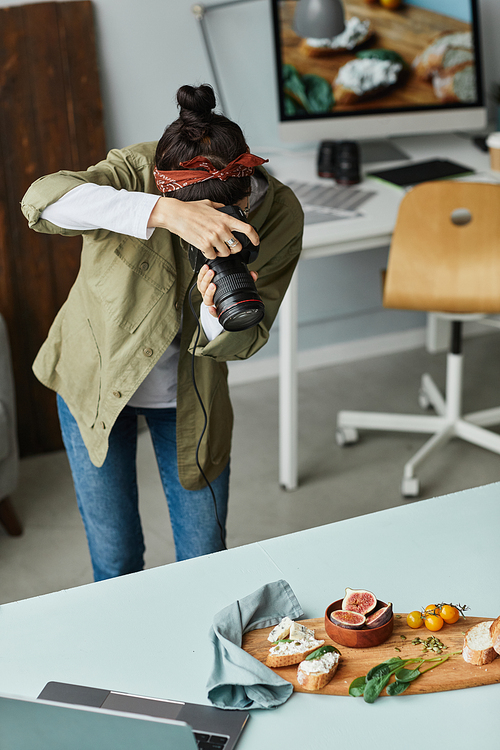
198, 265, 258, 317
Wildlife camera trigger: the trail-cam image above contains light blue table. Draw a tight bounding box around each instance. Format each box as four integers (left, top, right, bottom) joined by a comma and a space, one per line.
0, 482, 499, 748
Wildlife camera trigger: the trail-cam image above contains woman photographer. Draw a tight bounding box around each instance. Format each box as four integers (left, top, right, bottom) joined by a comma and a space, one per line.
21, 84, 303, 581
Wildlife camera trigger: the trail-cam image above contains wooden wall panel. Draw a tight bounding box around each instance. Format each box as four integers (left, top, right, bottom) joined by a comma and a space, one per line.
0, 1, 106, 456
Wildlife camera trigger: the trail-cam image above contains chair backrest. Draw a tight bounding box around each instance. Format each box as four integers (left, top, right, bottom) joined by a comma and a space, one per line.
383, 181, 500, 314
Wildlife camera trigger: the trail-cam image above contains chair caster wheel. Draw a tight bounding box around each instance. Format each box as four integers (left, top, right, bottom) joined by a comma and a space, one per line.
401, 477, 420, 498
418, 389, 431, 410
336, 427, 359, 446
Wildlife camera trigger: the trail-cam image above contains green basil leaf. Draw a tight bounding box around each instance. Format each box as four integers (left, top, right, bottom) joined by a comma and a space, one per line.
282, 64, 311, 113
357, 48, 405, 66
302, 74, 334, 113
394, 667, 421, 683
386, 679, 411, 696
305, 644, 339, 660
366, 657, 403, 681
363, 672, 392, 704
284, 95, 301, 116
348, 676, 366, 697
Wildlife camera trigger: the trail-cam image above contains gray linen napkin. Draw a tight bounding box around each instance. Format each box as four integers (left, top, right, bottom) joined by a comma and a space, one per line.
206, 579, 303, 710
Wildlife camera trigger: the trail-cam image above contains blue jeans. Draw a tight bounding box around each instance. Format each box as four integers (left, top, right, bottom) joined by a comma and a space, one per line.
57, 395, 229, 581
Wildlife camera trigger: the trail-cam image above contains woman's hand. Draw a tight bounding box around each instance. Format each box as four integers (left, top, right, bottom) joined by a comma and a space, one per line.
198, 264, 258, 317
148, 197, 259, 259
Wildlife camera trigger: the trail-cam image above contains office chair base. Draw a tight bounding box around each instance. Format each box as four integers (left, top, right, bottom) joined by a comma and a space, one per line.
337, 357, 500, 497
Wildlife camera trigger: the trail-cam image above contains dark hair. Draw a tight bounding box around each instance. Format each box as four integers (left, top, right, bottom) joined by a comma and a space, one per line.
155, 84, 251, 204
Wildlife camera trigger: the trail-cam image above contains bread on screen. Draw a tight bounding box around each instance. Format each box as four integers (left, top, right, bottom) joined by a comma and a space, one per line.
412, 30, 473, 80
431, 61, 476, 103
333, 55, 404, 105
300, 17, 372, 57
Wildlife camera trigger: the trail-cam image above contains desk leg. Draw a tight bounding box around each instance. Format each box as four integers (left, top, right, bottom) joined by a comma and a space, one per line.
279, 273, 298, 490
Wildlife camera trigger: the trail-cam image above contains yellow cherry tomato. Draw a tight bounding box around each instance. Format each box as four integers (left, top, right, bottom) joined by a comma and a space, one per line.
440, 605, 460, 624
425, 604, 441, 617
425, 614, 444, 632
407, 611, 423, 628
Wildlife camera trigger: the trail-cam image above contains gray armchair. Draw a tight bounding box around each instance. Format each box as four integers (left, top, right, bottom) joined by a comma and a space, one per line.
0, 314, 22, 536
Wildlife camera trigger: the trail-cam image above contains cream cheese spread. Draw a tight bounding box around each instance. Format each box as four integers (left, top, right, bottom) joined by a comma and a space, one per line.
268, 636, 324, 656
306, 17, 370, 50
336, 57, 402, 96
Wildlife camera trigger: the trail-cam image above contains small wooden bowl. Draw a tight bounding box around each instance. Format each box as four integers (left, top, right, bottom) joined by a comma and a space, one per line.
325, 599, 394, 648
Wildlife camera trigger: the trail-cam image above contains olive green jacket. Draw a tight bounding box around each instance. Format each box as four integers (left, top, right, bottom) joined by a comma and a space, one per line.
21, 142, 303, 489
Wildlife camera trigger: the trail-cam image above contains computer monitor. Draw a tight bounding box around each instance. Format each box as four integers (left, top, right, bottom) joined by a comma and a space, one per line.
271, 0, 486, 143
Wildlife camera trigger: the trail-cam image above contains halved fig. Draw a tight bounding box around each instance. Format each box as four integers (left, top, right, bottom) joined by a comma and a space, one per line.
329, 610, 366, 629
342, 587, 377, 615
365, 602, 393, 629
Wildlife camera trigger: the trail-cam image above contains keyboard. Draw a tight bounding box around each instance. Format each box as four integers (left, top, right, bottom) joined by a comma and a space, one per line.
286, 179, 376, 225
194, 731, 228, 750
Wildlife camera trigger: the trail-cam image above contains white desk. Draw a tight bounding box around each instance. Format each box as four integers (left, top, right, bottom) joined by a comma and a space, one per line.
0, 482, 499, 748
270, 133, 495, 490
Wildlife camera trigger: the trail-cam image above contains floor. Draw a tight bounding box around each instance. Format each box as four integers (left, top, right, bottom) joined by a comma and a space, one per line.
1, 332, 500, 605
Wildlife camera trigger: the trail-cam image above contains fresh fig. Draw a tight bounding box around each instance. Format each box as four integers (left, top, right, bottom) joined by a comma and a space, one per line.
342, 587, 377, 615
365, 602, 393, 629
329, 610, 366, 629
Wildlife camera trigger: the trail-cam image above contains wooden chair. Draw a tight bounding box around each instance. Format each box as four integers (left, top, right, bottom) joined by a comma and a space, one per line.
336, 181, 500, 497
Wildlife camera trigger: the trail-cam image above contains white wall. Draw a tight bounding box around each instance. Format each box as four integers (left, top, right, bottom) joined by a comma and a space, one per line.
5, 0, 500, 363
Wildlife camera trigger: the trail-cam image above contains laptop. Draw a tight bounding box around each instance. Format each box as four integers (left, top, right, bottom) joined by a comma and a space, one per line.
0, 683, 249, 750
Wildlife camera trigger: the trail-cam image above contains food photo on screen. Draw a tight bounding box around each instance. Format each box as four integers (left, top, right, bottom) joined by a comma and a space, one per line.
273, 0, 482, 119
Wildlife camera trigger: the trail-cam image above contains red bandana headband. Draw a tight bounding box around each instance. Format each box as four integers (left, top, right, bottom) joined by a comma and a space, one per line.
153, 153, 268, 194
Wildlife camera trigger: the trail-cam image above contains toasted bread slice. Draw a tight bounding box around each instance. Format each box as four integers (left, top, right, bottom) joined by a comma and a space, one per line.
432, 61, 476, 103
300, 17, 372, 57
412, 30, 472, 80
297, 651, 340, 691
490, 616, 500, 655
266, 639, 324, 668
462, 621, 497, 665
333, 57, 404, 105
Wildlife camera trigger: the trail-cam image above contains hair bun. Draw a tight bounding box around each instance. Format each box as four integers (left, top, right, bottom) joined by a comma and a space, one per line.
176, 84, 216, 142
177, 84, 216, 117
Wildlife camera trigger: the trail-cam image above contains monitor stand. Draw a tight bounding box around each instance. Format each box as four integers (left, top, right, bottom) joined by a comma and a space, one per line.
359, 139, 410, 164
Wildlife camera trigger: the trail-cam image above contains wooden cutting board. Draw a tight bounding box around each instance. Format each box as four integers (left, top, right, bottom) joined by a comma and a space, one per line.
241, 615, 500, 696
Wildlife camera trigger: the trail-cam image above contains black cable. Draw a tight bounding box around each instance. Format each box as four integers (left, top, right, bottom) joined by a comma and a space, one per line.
188, 282, 227, 551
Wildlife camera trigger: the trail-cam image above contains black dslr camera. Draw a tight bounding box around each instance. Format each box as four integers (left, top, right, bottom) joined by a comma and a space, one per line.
188, 205, 265, 332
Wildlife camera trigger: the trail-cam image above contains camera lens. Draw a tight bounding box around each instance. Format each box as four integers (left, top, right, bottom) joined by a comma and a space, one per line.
317, 140, 337, 178
187, 205, 265, 331
334, 140, 360, 185
208, 255, 265, 332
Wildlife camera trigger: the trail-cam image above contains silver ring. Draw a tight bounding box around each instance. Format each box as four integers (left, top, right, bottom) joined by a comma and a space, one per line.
225, 237, 237, 248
